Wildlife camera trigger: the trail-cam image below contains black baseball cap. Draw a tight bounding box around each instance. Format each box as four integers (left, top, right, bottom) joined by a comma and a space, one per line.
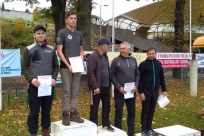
33, 25, 47, 33
98, 38, 113, 46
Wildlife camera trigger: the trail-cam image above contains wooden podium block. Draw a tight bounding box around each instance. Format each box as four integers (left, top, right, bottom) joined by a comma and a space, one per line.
97, 126, 127, 136
51, 119, 97, 136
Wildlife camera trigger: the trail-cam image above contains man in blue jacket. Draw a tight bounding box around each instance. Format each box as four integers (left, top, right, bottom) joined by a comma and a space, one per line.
111, 42, 139, 136
138, 47, 167, 136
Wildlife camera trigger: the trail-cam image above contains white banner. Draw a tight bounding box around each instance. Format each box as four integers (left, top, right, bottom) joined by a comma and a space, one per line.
196, 54, 204, 68
157, 53, 191, 60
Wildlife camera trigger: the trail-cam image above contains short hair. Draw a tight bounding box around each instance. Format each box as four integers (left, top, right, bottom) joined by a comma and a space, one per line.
147, 47, 156, 53
121, 42, 131, 48
65, 11, 77, 18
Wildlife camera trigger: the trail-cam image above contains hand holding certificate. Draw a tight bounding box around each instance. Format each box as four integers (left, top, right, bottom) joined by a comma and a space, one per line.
157, 94, 170, 108
69, 56, 84, 73
124, 82, 135, 99
38, 75, 52, 97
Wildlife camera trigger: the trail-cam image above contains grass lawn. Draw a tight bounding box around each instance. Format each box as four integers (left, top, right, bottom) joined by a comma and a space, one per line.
0, 77, 204, 135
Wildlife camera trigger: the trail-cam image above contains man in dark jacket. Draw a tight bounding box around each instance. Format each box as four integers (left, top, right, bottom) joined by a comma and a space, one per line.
111, 42, 139, 136
22, 25, 59, 136
138, 47, 167, 136
87, 38, 115, 132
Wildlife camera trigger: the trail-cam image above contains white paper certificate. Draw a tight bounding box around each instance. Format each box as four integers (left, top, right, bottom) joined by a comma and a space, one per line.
69, 56, 84, 73
157, 94, 170, 108
38, 75, 52, 97
124, 82, 135, 99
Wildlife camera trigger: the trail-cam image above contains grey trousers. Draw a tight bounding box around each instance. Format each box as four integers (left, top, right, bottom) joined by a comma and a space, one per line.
61, 68, 81, 112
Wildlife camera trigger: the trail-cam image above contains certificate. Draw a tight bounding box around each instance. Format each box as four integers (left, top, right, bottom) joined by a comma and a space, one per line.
157, 94, 170, 108
69, 56, 84, 73
124, 82, 135, 99
38, 75, 52, 97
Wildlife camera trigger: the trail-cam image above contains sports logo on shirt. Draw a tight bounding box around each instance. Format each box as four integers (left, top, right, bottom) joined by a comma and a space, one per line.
68, 35, 72, 40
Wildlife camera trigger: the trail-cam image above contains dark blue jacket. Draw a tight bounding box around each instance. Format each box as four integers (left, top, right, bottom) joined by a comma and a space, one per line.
138, 58, 166, 93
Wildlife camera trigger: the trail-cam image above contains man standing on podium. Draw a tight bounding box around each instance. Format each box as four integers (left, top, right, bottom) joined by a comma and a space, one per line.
138, 47, 167, 136
87, 38, 115, 132
111, 42, 139, 136
22, 25, 59, 136
56, 11, 84, 126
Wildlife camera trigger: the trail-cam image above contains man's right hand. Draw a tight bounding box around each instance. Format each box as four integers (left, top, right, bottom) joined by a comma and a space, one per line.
31, 78, 40, 87
140, 93, 146, 101
119, 87, 126, 94
67, 65, 73, 73
94, 88, 100, 94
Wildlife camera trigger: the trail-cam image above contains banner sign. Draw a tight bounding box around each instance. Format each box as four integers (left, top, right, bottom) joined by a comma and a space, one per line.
157, 53, 191, 60
1, 49, 21, 77
196, 54, 204, 68
157, 53, 190, 68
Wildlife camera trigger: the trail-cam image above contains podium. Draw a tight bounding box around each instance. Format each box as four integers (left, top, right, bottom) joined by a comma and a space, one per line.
97, 126, 127, 136
51, 119, 97, 136
51, 119, 128, 136
135, 125, 200, 136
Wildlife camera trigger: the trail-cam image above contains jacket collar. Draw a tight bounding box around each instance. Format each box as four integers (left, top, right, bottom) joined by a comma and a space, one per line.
146, 57, 156, 62
34, 39, 46, 47
95, 49, 107, 57
119, 53, 132, 58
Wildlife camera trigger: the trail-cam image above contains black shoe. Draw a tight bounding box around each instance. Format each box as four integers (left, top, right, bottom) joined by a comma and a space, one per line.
102, 125, 115, 132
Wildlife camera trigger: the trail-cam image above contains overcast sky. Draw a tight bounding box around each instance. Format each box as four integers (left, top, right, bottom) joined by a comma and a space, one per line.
3, 0, 153, 20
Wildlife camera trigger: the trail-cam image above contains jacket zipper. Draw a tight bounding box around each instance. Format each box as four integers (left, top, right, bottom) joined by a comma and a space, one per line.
126, 58, 129, 67
152, 61, 155, 89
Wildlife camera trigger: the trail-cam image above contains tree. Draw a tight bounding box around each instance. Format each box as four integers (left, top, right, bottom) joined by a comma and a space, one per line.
6, 0, 92, 50
172, 0, 186, 78
77, 0, 92, 50
25, 8, 31, 13
2, 2, 5, 10
1, 18, 33, 52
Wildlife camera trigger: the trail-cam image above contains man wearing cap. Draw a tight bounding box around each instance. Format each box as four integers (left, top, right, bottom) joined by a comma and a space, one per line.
111, 42, 139, 136
87, 38, 115, 132
56, 10, 84, 125
22, 25, 59, 136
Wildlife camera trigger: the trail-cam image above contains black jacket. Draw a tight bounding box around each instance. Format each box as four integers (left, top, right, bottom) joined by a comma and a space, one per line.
138, 58, 166, 93
87, 50, 111, 90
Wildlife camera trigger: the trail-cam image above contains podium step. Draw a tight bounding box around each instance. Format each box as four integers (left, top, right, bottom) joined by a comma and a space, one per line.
97, 126, 127, 136
136, 125, 201, 136
51, 119, 97, 136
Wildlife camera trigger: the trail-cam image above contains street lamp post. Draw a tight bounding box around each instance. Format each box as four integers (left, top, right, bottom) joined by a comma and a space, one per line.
93, 2, 108, 38
112, 0, 114, 55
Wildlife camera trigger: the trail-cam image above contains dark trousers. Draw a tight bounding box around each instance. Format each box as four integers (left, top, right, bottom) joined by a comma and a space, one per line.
27, 84, 54, 134
141, 89, 158, 132
114, 90, 136, 136
90, 87, 110, 126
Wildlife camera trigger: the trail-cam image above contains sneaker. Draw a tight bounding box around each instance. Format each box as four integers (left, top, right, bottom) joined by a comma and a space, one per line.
148, 129, 157, 135
102, 125, 115, 132
141, 130, 149, 136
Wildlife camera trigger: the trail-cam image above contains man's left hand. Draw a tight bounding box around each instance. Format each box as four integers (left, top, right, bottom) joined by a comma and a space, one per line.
51, 79, 56, 86
131, 86, 137, 93
162, 91, 168, 96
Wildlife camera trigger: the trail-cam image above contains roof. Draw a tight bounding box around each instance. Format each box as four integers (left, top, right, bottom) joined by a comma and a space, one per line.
122, 1, 174, 25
